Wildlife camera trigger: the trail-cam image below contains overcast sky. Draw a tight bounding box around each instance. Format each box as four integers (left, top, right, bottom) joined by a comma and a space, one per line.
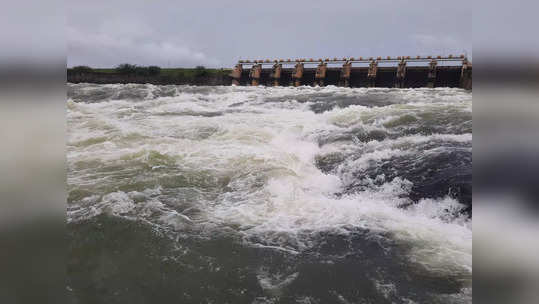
67, 0, 472, 68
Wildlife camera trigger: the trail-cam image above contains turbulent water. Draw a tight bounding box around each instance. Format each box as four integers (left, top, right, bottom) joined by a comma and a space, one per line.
67, 83, 472, 304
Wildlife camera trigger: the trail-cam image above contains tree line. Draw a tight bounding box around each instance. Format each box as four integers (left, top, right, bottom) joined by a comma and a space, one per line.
70, 64, 162, 76
69, 64, 212, 77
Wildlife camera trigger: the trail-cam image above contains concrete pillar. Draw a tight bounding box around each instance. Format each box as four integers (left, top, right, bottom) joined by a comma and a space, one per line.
249, 64, 262, 86
230, 64, 243, 85
292, 62, 304, 87
271, 62, 282, 86
367, 60, 378, 87
460, 58, 472, 90
340, 61, 352, 87
315, 61, 327, 86
427, 59, 438, 88
395, 59, 407, 88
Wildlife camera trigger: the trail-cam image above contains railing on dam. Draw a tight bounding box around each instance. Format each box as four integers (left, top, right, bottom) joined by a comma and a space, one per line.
229, 55, 472, 89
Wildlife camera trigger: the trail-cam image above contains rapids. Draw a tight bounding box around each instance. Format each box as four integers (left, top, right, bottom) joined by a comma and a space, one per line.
67, 84, 472, 303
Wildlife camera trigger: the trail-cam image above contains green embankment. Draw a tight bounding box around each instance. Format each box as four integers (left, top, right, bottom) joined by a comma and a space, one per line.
67, 66, 232, 84
81, 68, 230, 77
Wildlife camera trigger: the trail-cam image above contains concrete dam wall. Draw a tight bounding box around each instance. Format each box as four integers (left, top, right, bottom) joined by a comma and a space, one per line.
230, 56, 472, 89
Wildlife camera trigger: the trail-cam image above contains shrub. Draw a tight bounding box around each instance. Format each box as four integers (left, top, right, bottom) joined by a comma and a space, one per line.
115, 63, 137, 74
148, 66, 161, 76
194, 65, 208, 77
135, 66, 150, 76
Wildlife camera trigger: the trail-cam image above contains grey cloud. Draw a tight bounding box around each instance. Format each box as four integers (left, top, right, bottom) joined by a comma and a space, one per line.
68, 26, 218, 67
68, 0, 472, 68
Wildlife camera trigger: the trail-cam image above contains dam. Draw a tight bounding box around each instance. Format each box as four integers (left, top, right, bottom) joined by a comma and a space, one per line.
230, 55, 472, 89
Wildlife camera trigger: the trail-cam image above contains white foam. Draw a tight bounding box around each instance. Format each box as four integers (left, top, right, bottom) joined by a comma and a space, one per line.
67, 84, 472, 276
257, 269, 299, 297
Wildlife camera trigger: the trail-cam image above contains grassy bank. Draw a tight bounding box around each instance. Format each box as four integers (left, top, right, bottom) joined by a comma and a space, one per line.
67, 66, 232, 85
92, 68, 229, 76
70, 67, 230, 77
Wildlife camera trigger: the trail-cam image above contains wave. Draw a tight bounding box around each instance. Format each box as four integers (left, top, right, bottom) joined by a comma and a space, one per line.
67, 84, 472, 301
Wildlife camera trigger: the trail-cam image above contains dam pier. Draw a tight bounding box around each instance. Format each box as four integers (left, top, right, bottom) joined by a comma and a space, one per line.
230, 55, 472, 89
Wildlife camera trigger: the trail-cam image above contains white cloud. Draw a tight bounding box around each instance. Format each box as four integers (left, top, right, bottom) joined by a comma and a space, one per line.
67, 0, 471, 67
67, 25, 219, 67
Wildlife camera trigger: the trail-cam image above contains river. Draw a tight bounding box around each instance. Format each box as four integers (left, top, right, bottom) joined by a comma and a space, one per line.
67, 84, 472, 303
